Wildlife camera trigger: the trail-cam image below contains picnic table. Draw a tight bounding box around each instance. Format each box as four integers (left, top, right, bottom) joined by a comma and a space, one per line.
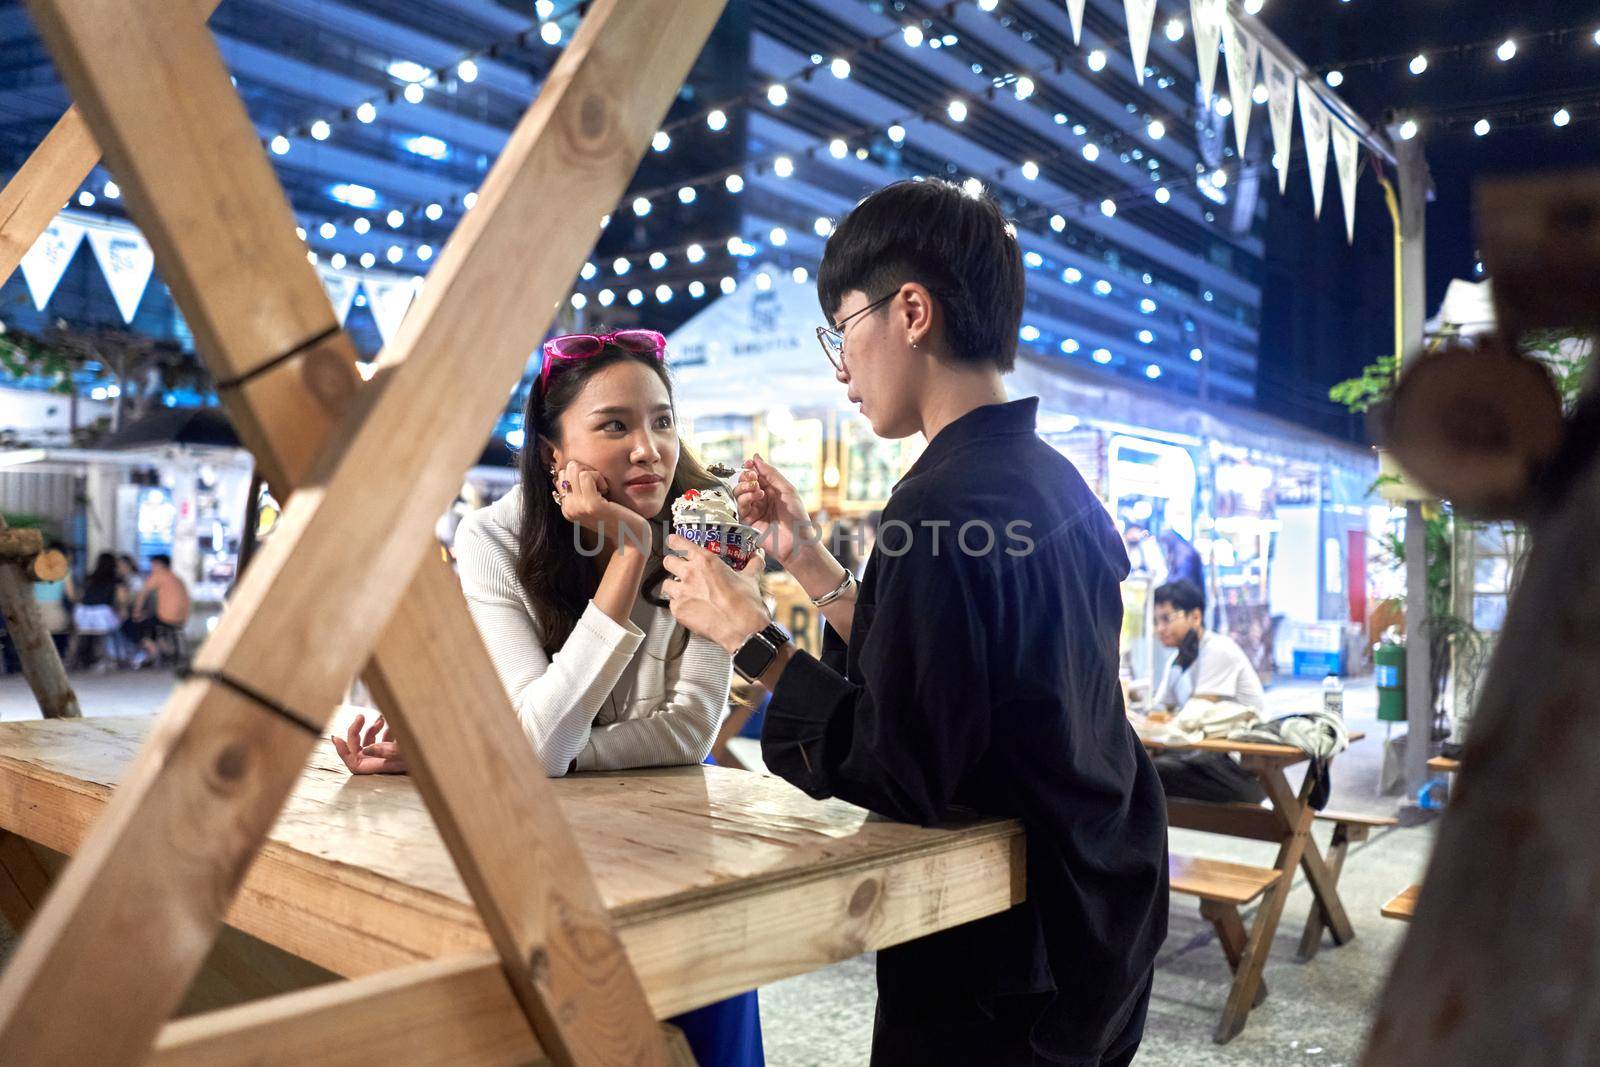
1141, 730, 1372, 1042
0, 716, 1024, 1025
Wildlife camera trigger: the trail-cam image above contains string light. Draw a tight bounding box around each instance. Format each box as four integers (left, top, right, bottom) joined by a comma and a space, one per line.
707, 109, 727, 132
457, 59, 478, 83
649, 252, 668, 269
1021, 160, 1040, 180
903, 25, 924, 47
830, 138, 848, 158
689, 281, 707, 298
725, 174, 745, 193
1165, 18, 1185, 42
353, 217, 371, 234
403, 83, 425, 104
720, 276, 737, 295
633, 196, 652, 217
887, 124, 906, 143
1399, 119, 1419, 140
330, 253, 347, 269
356, 102, 377, 123
1554, 107, 1572, 126
814, 217, 833, 237
652, 131, 671, 152
1496, 39, 1517, 62
1325, 70, 1344, 87
948, 100, 969, 122
103, 181, 120, 199
1082, 143, 1100, 162
310, 120, 331, 140
686, 243, 706, 263
773, 156, 794, 178
425, 203, 443, 221
540, 21, 562, 45
768, 84, 788, 106
270, 135, 290, 155
386, 209, 404, 228
1474, 118, 1491, 136
1154, 187, 1171, 204
418, 244, 432, 261
1087, 49, 1107, 72
1409, 54, 1428, 75
678, 186, 696, 204
831, 57, 851, 79
1146, 119, 1166, 140
1100, 198, 1117, 217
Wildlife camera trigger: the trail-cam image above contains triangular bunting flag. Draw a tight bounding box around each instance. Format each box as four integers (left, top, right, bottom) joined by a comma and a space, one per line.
365, 277, 416, 345
1298, 81, 1331, 218
18, 217, 86, 312
86, 224, 156, 324
1066, 0, 1086, 46
1123, 0, 1159, 85
1331, 116, 1361, 245
1262, 52, 1296, 194
1221, 15, 1260, 157
319, 269, 360, 325
1190, 0, 1225, 104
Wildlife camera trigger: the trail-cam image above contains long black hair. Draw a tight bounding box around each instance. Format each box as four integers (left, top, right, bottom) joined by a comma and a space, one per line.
516, 341, 718, 655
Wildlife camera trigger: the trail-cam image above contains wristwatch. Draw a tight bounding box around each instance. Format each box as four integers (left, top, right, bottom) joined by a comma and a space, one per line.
733, 622, 790, 682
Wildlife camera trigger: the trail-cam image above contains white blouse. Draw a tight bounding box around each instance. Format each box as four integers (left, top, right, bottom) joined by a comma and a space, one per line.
454, 486, 734, 777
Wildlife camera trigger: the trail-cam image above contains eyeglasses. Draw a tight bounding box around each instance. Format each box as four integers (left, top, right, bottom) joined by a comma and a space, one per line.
539, 329, 667, 389
815, 291, 896, 372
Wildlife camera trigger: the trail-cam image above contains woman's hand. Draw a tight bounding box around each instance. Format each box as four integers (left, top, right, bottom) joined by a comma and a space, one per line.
330, 713, 409, 775
733, 454, 815, 566
661, 534, 771, 655
555, 460, 651, 551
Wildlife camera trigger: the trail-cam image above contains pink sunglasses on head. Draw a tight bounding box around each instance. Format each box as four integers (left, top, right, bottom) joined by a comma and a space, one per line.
538, 329, 668, 388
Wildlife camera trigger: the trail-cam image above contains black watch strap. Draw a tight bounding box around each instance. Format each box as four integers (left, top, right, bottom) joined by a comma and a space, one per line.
733, 622, 789, 682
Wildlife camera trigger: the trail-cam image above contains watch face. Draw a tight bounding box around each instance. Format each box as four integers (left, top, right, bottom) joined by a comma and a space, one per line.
734, 630, 780, 680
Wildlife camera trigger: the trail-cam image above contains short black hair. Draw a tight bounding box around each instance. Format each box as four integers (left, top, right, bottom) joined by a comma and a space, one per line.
818, 179, 1025, 371
150, 553, 172, 568
1153, 580, 1204, 615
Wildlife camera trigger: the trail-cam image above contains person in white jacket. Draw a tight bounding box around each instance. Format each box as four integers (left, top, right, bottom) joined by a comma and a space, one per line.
331, 329, 764, 1067
332, 328, 736, 776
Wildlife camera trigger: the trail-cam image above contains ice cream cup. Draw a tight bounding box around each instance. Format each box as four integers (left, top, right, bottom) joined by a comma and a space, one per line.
673, 520, 760, 571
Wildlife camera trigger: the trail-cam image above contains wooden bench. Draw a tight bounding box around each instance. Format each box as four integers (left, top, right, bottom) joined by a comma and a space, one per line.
1297, 809, 1399, 960
1383, 884, 1420, 921
1427, 756, 1461, 775
1169, 855, 1283, 1035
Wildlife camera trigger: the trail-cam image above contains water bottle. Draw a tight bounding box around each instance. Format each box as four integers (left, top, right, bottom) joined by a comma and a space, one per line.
1322, 672, 1344, 718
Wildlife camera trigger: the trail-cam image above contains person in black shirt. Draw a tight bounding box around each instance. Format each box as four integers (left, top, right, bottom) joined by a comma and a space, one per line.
661, 179, 1168, 1066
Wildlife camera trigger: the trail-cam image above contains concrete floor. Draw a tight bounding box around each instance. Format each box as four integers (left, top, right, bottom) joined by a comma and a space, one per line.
0, 669, 1438, 1066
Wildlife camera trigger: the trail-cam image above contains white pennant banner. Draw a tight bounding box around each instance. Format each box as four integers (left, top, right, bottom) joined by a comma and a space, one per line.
1262, 52, 1296, 193
1066, 0, 1086, 46
1189, 0, 1225, 104
318, 268, 360, 325
85, 225, 156, 324
1123, 0, 1158, 85
1221, 15, 1260, 157
1297, 80, 1331, 219
1331, 116, 1361, 245
365, 277, 416, 345
18, 218, 86, 312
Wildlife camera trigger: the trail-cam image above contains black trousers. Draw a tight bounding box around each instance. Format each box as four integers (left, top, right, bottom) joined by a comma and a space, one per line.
869, 968, 1153, 1067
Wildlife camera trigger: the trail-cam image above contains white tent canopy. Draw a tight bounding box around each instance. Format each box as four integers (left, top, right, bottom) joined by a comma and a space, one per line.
665, 264, 851, 418
1426, 278, 1495, 338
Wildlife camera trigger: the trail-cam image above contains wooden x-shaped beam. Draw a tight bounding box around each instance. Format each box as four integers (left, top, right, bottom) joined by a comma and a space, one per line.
0, 0, 724, 1063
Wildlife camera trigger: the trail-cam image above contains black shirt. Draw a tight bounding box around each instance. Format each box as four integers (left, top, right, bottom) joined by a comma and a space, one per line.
763, 398, 1169, 1062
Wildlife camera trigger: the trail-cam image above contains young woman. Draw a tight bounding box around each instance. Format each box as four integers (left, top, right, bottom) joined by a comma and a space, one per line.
332, 329, 763, 1067
69, 552, 126, 670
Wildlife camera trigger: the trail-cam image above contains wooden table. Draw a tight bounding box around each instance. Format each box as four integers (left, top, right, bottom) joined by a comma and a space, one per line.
1142, 732, 1365, 1041
0, 717, 1024, 1021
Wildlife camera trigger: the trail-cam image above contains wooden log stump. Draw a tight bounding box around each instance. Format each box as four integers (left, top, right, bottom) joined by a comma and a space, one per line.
0, 517, 80, 720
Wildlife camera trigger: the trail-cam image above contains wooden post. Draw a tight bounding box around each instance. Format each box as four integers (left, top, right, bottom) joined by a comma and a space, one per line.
0, 0, 724, 1063
0, 106, 100, 282
1364, 173, 1600, 1064
0, 516, 81, 719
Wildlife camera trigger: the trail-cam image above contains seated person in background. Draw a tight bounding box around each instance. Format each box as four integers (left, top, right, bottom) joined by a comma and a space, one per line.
1146, 579, 1266, 804
127, 554, 190, 665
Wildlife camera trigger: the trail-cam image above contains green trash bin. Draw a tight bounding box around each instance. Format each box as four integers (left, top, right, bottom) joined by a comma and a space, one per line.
1375, 637, 1406, 723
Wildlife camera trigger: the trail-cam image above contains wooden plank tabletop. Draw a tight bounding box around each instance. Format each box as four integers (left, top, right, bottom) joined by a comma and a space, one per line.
1382, 884, 1420, 921
0, 717, 1024, 1018
1426, 756, 1461, 774
1140, 730, 1367, 761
